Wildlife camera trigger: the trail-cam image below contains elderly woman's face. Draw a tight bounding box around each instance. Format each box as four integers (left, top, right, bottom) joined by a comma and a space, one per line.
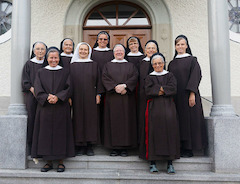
129, 40, 139, 53
152, 57, 164, 73
97, 34, 108, 48
78, 44, 89, 59
145, 42, 157, 58
47, 52, 59, 67
63, 39, 73, 54
175, 39, 188, 55
34, 43, 46, 60
114, 46, 125, 60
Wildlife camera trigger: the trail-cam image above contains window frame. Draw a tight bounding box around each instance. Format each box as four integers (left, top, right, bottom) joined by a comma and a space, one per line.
83, 1, 152, 30
0, 0, 12, 44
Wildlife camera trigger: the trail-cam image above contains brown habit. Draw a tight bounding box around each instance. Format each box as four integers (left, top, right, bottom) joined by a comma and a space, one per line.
139, 72, 180, 161
91, 50, 114, 72
168, 55, 207, 151
102, 62, 138, 149
61, 56, 72, 73
70, 61, 104, 146
22, 60, 42, 145
31, 67, 75, 160
138, 59, 151, 142
126, 55, 145, 72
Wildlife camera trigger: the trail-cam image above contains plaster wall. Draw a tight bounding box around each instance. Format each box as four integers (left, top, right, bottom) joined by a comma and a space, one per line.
0, 41, 11, 96
0, 0, 240, 99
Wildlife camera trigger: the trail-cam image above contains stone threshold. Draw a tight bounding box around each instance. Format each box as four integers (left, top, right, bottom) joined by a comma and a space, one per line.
0, 168, 239, 183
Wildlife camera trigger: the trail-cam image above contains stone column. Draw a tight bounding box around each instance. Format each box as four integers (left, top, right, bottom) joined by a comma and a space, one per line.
0, 0, 30, 169
8, 0, 31, 115
207, 0, 240, 173
208, 0, 235, 117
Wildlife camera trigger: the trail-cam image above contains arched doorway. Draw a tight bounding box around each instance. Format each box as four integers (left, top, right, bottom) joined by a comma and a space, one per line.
82, 1, 152, 49
64, 0, 171, 61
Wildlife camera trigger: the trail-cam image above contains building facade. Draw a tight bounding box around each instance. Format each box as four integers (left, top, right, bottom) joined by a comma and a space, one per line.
1, 0, 240, 101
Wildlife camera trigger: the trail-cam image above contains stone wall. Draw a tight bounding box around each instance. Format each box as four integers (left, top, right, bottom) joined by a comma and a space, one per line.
0, 0, 240, 98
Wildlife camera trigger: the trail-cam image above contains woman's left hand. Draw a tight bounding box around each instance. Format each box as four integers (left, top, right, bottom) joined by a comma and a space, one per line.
96, 95, 101, 104
189, 92, 196, 107
48, 94, 58, 104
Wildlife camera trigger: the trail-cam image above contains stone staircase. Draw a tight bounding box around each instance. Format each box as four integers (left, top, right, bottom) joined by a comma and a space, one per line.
0, 146, 239, 184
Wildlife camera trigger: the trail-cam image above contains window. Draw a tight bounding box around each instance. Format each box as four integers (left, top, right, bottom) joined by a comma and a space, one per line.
0, 0, 12, 43
84, 2, 151, 29
228, 0, 240, 43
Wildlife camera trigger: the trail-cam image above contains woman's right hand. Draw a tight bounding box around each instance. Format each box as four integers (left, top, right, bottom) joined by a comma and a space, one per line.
189, 92, 196, 107
30, 87, 35, 96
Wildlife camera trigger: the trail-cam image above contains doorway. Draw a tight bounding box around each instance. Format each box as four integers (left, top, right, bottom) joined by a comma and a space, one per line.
82, 1, 152, 49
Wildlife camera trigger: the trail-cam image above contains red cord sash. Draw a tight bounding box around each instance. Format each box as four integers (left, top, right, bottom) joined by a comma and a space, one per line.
145, 99, 152, 160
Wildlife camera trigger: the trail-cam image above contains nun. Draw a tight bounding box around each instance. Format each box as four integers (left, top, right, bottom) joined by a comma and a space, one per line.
138, 40, 159, 144
139, 53, 180, 174
22, 41, 47, 153
126, 36, 145, 71
70, 42, 104, 156
91, 31, 114, 71
102, 44, 138, 157
168, 35, 207, 157
31, 47, 75, 172
60, 38, 74, 73
91, 31, 114, 143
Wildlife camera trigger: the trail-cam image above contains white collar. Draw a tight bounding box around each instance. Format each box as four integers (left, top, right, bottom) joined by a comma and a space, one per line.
127, 52, 143, 56
143, 56, 150, 61
61, 52, 73, 57
111, 59, 128, 63
45, 65, 63, 70
30, 57, 44, 64
71, 59, 93, 63
150, 70, 169, 76
94, 47, 110, 51
175, 53, 191, 58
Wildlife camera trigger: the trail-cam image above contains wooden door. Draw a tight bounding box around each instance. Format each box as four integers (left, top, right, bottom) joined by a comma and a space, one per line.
83, 29, 151, 52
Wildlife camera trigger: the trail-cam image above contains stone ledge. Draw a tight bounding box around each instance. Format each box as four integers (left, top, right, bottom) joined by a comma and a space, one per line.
27, 156, 213, 172
0, 169, 239, 183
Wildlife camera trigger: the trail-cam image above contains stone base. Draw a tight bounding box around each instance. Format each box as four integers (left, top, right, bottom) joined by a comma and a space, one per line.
210, 105, 235, 116
206, 116, 240, 173
8, 104, 27, 115
0, 115, 27, 169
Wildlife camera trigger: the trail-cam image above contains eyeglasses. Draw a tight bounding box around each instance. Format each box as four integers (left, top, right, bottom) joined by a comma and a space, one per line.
35, 48, 46, 51
99, 38, 108, 41
152, 62, 164, 66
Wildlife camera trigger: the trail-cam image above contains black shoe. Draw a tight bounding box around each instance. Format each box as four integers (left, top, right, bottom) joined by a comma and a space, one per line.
86, 147, 94, 156
57, 164, 65, 172
110, 149, 119, 156
41, 163, 53, 172
120, 149, 128, 157
76, 147, 86, 156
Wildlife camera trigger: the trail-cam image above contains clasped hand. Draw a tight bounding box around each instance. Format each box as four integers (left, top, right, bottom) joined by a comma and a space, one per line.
47, 94, 58, 104
115, 84, 127, 95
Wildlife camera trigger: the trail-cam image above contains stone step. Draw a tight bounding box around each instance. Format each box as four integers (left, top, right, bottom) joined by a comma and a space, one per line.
0, 168, 239, 184
28, 155, 213, 172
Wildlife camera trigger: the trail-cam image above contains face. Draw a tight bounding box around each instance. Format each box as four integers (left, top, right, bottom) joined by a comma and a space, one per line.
114, 46, 125, 60
175, 39, 188, 55
63, 39, 73, 54
34, 43, 46, 60
47, 52, 60, 67
152, 57, 164, 73
97, 34, 108, 48
78, 44, 89, 59
129, 40, 139, 53
145, 42, 157, 58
